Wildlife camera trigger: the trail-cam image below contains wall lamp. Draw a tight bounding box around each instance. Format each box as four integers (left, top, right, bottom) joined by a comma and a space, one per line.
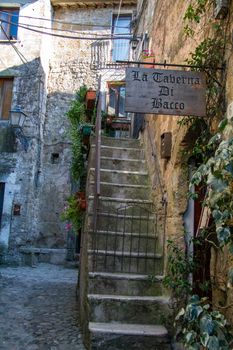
130, 36, 142, 50
9, 106, 30, 152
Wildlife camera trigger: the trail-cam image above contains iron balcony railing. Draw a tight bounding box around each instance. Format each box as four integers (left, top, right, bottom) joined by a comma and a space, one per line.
91, 39, 132, 69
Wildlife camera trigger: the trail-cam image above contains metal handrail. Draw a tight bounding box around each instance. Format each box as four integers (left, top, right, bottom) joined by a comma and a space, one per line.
145, 120, 167, 204
93, 83, 102, 234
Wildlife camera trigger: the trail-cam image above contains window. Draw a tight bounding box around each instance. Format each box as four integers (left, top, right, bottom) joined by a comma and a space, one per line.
0, 78, 13, 120
108, 83, 126, 117
51, 153, 60, 164
112, 14, 131, 61
0, 8, 19, 40
0, 183, 5, 228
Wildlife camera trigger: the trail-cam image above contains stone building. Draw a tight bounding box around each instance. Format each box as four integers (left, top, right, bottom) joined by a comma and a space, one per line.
0, 0, 137, 264
132, 0, 233, 324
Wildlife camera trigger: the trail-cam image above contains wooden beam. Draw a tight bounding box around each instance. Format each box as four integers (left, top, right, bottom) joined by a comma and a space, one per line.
51, 0, 137, 7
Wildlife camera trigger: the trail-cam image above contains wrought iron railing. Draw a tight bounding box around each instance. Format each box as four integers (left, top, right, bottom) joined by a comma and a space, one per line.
91, 39, 131, 69
90, 204, 166, 275
145, 120, 167, 204
89, 92, 167, 276
92, 87, 102, 234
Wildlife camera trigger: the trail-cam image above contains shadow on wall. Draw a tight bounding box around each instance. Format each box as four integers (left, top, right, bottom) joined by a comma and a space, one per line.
0, 58, 46, 257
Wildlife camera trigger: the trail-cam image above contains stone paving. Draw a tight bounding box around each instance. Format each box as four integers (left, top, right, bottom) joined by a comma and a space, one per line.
0, 263, 86, 350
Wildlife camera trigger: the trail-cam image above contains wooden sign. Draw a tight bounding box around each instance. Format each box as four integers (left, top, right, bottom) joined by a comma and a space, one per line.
125, 67, 206, 116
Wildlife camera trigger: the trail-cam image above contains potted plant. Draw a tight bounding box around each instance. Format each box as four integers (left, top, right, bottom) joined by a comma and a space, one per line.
60, 195, 84, 232
141, 49, 155, 68
85, 90, 96, 111
76, 191, 87, 210
81, 123, 93, 136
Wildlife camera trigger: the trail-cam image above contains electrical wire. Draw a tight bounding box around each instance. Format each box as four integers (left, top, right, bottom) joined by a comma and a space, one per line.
12, 21, 131, 37
0, 18, 133, 40
0, 10, 130, 29
0, 24, 43, 77
0, 24, 28, 66
115, 0, 123, 29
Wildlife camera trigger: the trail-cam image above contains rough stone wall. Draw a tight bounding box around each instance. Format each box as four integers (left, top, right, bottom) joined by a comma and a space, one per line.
134, 0, 233, 322
38, 5, 134, 248
0, 0, 136, 259
0, 0, 52, 262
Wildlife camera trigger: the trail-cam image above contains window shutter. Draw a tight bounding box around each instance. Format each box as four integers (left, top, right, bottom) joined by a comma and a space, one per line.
2, 79, 13, 120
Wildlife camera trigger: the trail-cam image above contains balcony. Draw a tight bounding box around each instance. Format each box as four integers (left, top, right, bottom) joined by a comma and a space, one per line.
51, 0, 137, 7
91, 39, 132, 69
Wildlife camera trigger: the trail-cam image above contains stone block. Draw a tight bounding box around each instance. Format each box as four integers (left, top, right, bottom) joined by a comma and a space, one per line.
90, 322, 171, 350
88, 250, 163, 275
88, 294, 171, 325
89, 272, 165, 296
89, 182, 150, 200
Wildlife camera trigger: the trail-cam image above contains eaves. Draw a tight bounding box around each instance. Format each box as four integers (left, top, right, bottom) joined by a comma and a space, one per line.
51, 0, 137, 8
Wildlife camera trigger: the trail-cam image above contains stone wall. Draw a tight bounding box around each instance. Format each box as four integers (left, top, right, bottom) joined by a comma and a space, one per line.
0, 0, 53, 263
0, 0, 136, 261
134, 0, 233, 322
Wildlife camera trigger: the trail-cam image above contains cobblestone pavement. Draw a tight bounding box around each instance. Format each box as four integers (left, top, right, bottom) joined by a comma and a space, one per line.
0, 264, 86, 350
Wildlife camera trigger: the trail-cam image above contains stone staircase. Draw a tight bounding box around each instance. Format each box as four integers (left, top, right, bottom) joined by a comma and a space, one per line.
79, 136, 171, 350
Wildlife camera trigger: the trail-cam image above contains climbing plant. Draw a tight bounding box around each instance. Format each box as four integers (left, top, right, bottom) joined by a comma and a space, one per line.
66, 85, 88, 183
163, 240, 195, 313
190, 119, 233, 247
175, 295, 233, 349
60, 195, 83, 232
180, 0, 232, 248
61, 85, 96, 234
163, 0, 233, 347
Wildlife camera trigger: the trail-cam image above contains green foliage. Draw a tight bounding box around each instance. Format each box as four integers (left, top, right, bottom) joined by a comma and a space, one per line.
69, 125, 85, 182
190, 121, 233, 247
178, 35, 225, 164
60, 195, 83, 232
187, 37, 224, 69
171, 1, 233, 347
182, 0, 231, 248
66, 85, 95, 184
163, 240, 195, 306
66, 86, 88, 182
175, 295, 233, 349
183, 0, 210, 37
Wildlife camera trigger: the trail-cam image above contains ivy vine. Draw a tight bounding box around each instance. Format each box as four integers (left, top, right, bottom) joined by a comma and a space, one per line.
179, 0, 231, 247
66, 85, 91, 185
164, 0, 233, 347
61, 86, 95, 234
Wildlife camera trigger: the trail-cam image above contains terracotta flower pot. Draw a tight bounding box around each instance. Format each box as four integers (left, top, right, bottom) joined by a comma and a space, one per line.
76, 191, 87, 211
143, 56, 155, 68
79, 199, 87, 211
85, 90, 96, 110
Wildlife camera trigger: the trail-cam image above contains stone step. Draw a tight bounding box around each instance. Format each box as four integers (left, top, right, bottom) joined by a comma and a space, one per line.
101, 136, 141, 148
88, 195, 153, 211
89, 322, 171, 350
89, 168, 149, 186
88, 210, 157, 232
88, 294, 171, 324
100, 156, 147, 172
88, 230, 159, 254
88, 250, 163, 275
89, 181, 150, 199
91, 144, 144, 159
89, 272, 165, 296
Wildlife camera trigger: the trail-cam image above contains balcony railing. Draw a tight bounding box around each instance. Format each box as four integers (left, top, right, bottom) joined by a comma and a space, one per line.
91, 39, 131, 69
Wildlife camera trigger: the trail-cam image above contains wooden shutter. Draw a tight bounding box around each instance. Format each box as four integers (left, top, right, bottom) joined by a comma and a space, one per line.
1, 79, 13, 120
0, 182, 5, 228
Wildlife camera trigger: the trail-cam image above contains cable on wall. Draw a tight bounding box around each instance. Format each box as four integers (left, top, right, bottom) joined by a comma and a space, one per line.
0, 10, 131, 29
0, 18, 134, 40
